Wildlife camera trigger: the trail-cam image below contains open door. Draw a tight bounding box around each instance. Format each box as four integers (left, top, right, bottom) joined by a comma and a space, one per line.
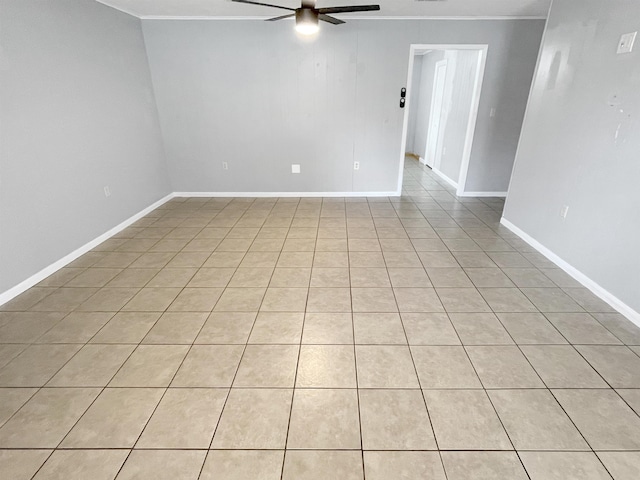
424, 59, 447, 169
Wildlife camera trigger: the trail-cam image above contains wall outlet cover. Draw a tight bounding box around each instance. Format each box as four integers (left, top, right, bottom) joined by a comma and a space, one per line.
354, 162, 360, 170
103, 186, 111, 197
617, 31, 637, 54
291, 164, 301, 174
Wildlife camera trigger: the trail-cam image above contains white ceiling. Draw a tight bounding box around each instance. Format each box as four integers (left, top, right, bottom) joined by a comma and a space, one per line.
96, 0, 551, 19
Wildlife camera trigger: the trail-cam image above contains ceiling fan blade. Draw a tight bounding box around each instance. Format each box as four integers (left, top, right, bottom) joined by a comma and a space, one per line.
266, 13, 295, 21
317, 5, 380, 14
318, 14, 345, 25
230, 0, 295, 12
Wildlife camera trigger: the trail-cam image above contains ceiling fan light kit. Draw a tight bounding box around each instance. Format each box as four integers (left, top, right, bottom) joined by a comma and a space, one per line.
295, 8, 320, 35
231, 0, 381, 36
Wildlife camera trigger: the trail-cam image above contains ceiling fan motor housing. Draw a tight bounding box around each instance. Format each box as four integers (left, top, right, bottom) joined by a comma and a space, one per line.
296, 7, 319, 27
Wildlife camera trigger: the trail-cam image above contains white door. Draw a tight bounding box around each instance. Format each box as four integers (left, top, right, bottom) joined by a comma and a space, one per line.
425, 60, 447, 168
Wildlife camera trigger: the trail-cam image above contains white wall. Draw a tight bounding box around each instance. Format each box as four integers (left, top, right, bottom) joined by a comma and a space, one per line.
142, 19, 544, 194
0, 0, 171, 293
405, 55, 423, 154
438, 49, 481, 184
503, 0, 640, 317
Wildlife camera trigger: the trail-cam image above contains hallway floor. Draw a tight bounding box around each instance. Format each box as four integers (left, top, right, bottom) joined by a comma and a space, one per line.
1, 158, 640, 479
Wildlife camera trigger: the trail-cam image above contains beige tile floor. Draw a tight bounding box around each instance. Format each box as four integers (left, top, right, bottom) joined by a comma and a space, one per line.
1, 158, 640, 479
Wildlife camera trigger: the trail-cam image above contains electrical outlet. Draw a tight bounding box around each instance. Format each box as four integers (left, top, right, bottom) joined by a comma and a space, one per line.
222, 162, 228, 170
104, 186, 111, 198
291, 164, 301, 174
490, 107, 497, 118
617, 31, 637, 54
354, 162, 360, 170
442, 147, 447, 156
560, 205, 569, 219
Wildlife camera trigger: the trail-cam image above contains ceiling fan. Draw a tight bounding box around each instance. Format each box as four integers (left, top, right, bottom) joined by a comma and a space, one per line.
231, 0, 381, 35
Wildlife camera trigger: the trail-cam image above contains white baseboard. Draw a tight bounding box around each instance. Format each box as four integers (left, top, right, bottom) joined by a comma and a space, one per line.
431, 168, 458, 189
173, 191, 401, 198
459, 191, 508, 198
500, 217, 640, 327
0, 194, 174, 307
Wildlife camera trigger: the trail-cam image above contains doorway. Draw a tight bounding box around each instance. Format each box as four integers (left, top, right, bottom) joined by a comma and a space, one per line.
398, 44, 488, 196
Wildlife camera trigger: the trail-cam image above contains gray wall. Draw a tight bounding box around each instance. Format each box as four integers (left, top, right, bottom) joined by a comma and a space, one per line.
142, 19, 545, 194
0, 0, 171, 293
503, 0, 640, 313
438, 49, 481, 184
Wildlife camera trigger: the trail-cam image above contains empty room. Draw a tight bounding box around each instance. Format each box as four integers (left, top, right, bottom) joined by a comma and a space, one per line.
1, 0, 640, 478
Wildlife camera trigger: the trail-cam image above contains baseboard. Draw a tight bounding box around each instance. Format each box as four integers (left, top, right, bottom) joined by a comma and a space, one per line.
459, 191, 508, 198
431, 168, 458, 189
500, 217, 640, 327
173, 191, 401, 198
0, 193, 174, 307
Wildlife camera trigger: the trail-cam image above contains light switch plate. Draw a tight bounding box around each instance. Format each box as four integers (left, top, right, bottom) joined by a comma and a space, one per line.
291, 164, 301, 174
617, 31, 637, 54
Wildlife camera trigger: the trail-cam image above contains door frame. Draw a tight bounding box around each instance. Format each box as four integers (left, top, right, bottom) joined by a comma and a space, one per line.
397, 44, 488, 196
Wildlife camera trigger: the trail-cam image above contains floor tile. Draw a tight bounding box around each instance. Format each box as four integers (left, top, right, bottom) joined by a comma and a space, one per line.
288, 389, 360, 449
0, 312, 65, 343
441, 451, 528, 480
0, 344, 82, 387
117, 450, 206, 480
597, 452, 640, 480
553, 389, 640, 450
617, 388, 640, 414
387, 268, 432, 287
0, 450, 52, 480
187, 268, 234, 287
0, 388, 99, 447
412, 346, 481, 388
489, 389, 588, 450
467, 346, 544, 388
0, 344, 28, 369
401, 313, 461, 345
269, 268, 311, 287
109, 345, 188, 387
147, 268, 198, 287
248, 312, 304, 343
353, 313, 406, 344
33, 449, 128, 480
0, 388, 37, 425
394, 288, 444, 312
137, 388, 227, 448
478, 288, 537, 312
307, 288, 351, 312
168, 288, 223, 311
296, 345, 356, 388
436, 288, 491, 313
521, 288, 583, 312
356, 345, 419, 388
465, 268, 515, 288
89, 312, 160, 343
424, 389, 512, 450
195, 312, 256, 344
142, 312, 208, 344
47, 344, 135, 387
282, 451, 363, 480
364, 451, 446, 480
35, 312, 113, 343
214, 288, 265, 311
172, 345, 243, 387
576, 345, 640, 388
349, 268, 390, 287
212, 389, 292, 449
352, 288, 398, 312
234, 344, 298, 387
359, 389, 436, 449
200, 450, 283, 480
122, 287, 181, 312
61, 388, 163, 448
591, 313, 640, 345
519, 452, 611, 480
302, 313, 353, 344
521, 345, 607, 388
496, 312, 567, 344
449, 313, 513, 345
547, 313, 622, 344
261, 288, 308, 312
